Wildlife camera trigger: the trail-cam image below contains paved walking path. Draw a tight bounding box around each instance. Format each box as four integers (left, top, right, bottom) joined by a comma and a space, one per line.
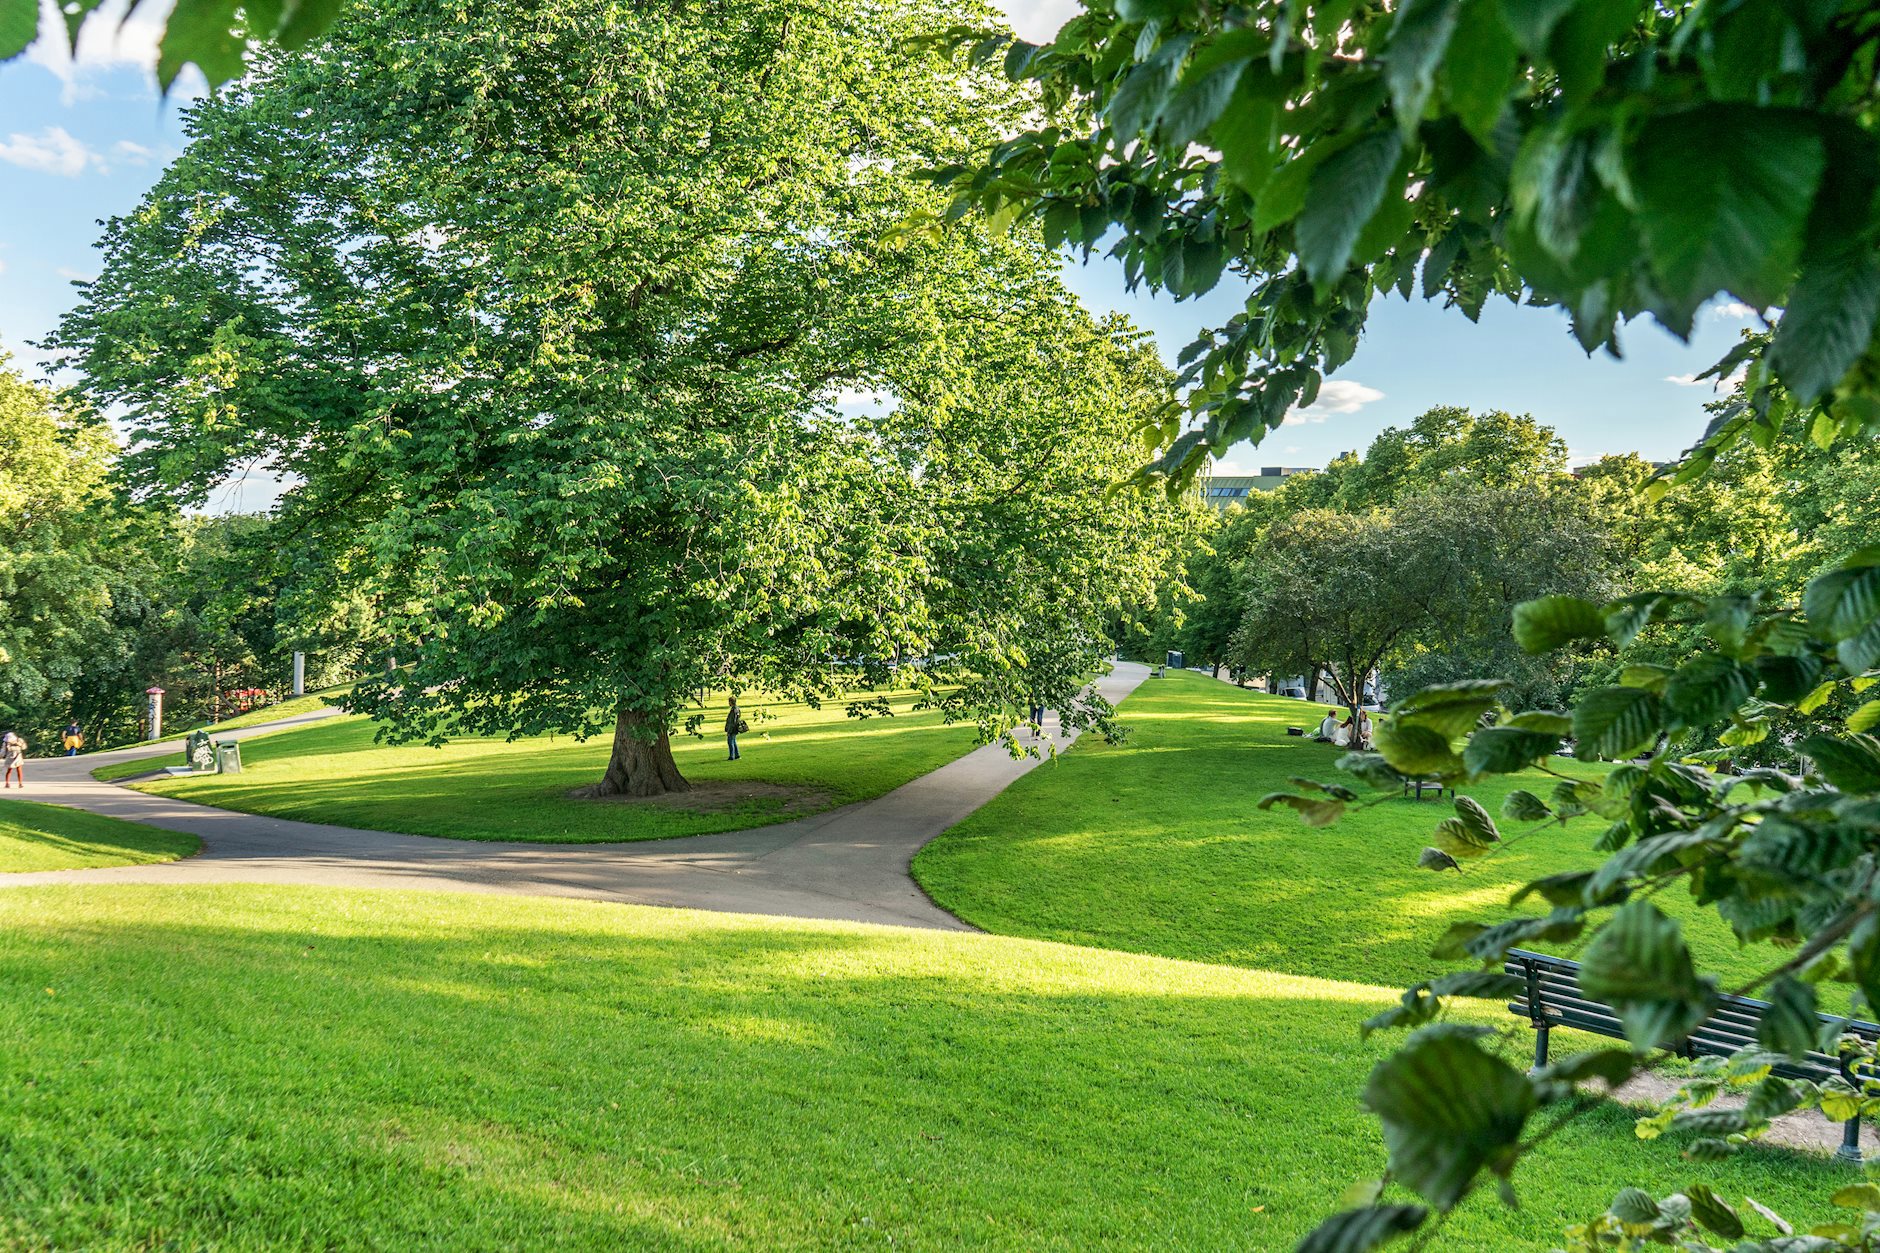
4, 664, 1148, 930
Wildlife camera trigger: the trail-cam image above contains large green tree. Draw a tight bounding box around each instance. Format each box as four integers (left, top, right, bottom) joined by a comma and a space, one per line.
54, 0, 1177, 795
944, 0, 1880, 484
0, 356, 152, 745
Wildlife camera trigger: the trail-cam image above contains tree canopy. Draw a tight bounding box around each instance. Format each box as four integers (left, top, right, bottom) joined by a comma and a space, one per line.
943, 0, 1880, 485
54, 0, 1180, 795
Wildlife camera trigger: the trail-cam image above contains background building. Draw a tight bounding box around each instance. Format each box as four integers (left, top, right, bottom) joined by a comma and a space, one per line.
1199, 467, 1314, 509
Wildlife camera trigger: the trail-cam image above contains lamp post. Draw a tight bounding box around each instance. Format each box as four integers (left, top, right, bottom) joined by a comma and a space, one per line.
145, 687, 166, 740
292, 651, 305, 697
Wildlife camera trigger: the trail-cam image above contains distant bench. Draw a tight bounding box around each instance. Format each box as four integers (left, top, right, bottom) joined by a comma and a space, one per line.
1507, 947, 1880, 1162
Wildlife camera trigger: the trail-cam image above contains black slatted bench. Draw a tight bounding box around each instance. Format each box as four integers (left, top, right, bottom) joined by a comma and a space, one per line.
1506, 948, 1880, 1162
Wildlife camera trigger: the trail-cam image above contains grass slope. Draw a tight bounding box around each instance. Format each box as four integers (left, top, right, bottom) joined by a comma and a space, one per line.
124, 690, 978, 843
0, 798, 198, 872
0, 885, 1830, 1249
914, 670, 1755, 989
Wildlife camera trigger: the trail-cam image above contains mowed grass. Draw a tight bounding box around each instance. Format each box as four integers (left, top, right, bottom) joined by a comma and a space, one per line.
0, 798, 198, 872
0, 885, 1833, 1250
122, 690, 980, 843
914, 670, 1758, 990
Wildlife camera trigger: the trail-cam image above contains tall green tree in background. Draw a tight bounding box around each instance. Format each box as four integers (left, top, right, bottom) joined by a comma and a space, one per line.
54, 0, 1179, 796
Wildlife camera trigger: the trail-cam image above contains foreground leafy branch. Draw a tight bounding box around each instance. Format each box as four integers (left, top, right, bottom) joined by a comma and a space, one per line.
939, 0, 1880, 485
1262, 548, 1880, 1250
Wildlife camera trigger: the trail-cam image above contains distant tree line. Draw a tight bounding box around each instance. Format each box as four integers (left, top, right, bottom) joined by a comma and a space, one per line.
1134, 403, 1878, 730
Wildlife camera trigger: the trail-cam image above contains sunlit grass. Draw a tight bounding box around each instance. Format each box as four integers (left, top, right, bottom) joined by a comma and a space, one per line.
914, 670, 1758, 989
0, 798, 198, 872
119, 689, 981, 843
0, 885, 1834, 1249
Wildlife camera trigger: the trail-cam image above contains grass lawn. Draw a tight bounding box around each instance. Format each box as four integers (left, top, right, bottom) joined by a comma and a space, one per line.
913, 670, 1759, 991
119, 689, 980, 843
0, 798, 198, 872
190, 679, 361, 734
0, 884, 1833, 1250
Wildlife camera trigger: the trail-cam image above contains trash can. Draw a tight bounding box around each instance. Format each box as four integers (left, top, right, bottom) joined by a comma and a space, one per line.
214, 741, 242, 774
1166, 650, 1185, 671
185, 729, 214, 772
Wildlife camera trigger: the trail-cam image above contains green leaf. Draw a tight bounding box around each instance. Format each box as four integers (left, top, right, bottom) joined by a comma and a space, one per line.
1501, 789, 1552, 822
1373, 718, 1462, 775
1755, 653, 1824, 703
1382, 0, 1462, 129
1756, 976, 1820, 1062
1504, 710, 1572, 736
1258, 791, 1348, 826
1299, 130, 1405, 288
1684, 1185, 1745, 1239
1804, 552, 1880, 641
0, 0, 36, 60
1442, 0, 1517, 142
1663, 654, 1753, 730
1499, 0, 1576, 52
1546, 0, 1634, 106
1361, 1025, 1536, 1210
1609, 1187, 1660, 1223
1252, 135, 1347, 235
1464, 726, 1562, 775
1391, 681, 1508, 738
1435, 798, 1500, 856
1769, 246, 1880, 405
1797, 733, 1880, 792
1571, 686, 1663, 761
1419, 845, 1462, 871
1161, 59, 1247, 150
1579, 901, 1716, 1051
1512, 595, 1606, 654
1294, 1204, 1428, 1253
1631, 107, 1827, 328
1849, 700, 1880, 734
1210, 76, 1279, 193
1831, 1183, 1880, 1211
1619, 662, 1671, 692
157, 0, 249, 91
1428, 970, 1522, 999
1536, 1047, 1635, 1088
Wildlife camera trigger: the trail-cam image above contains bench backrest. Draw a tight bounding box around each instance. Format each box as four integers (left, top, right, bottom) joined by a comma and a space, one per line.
1506, 948, 1880, 1083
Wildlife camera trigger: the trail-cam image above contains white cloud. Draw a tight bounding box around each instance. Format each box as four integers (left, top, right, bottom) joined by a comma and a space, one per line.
1283, 379, 1384, 425
110, 139, 157, 165
991, 0, 1084, 41
1665, 368, 1747, 391
0, 126, 99, 176
1711, 301, 1761, 320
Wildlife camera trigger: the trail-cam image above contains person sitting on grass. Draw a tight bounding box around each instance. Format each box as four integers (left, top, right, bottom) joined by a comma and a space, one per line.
1, 730, 25, 788
1314, 710, 1341, 743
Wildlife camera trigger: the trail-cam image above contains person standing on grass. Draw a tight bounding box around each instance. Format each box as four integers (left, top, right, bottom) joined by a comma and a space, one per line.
62, 721, 83, 757
725, 697, 746, 761
1, 730, 25, 788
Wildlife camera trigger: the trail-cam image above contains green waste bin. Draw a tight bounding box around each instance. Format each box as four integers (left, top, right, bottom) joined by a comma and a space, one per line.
214, 741, 242, 774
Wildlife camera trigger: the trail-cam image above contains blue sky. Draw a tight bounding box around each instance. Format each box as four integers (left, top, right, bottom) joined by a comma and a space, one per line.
0, 0, 1759, 495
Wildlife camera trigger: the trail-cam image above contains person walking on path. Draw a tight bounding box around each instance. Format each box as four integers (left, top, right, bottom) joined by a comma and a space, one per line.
62, 721, 83, 757
725, 698, 747, 761
1, 730, 26, 788
1028, 698, 1046, 737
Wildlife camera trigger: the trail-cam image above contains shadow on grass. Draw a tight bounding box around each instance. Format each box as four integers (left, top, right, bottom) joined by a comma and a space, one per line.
0, 885, 1839, 1251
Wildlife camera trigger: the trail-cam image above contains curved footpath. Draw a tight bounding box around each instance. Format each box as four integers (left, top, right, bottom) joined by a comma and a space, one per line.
2, 663, 1148, 930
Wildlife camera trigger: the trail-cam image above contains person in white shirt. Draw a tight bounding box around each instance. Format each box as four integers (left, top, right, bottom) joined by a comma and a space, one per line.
1314, 710, 1341, 743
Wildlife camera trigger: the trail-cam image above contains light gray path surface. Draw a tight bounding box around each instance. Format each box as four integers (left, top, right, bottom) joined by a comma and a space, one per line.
4, 663, 1148, 930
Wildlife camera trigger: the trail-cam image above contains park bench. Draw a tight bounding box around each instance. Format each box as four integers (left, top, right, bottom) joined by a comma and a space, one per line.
1506, 948, 1880, 1162
1402, 778, 1453, 801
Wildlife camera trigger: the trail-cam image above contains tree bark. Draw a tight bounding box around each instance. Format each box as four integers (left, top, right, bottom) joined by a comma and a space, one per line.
579, 707, 690, 798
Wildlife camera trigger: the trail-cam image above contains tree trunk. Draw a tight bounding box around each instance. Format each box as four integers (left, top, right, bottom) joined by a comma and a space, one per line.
579, 707, 690, 798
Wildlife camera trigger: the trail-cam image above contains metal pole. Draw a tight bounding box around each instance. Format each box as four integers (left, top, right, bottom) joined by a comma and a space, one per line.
292, 652, 305, 697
